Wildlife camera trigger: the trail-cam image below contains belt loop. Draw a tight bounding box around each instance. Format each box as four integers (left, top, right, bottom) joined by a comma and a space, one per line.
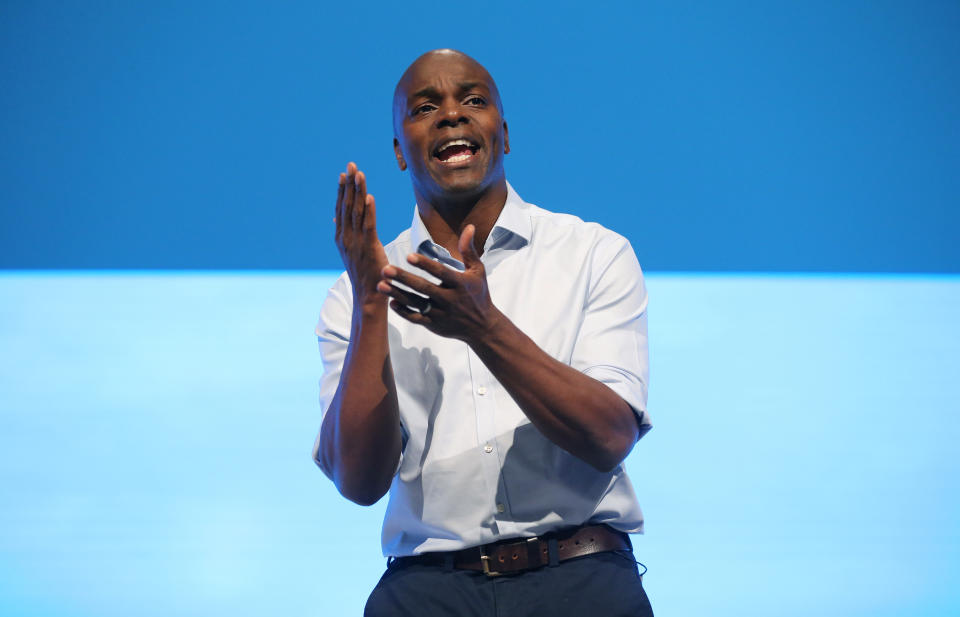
443, 552, 454, 572
547, 537, 560, 567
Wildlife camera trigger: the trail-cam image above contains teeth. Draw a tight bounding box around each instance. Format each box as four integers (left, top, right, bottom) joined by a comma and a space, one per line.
440, 139, 473, 150
445, 153, 472, 163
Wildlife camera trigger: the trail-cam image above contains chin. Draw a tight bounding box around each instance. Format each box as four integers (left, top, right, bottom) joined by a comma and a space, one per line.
426, 166, 486, 196
436, 161, 502, 193
441, 176, 486, 195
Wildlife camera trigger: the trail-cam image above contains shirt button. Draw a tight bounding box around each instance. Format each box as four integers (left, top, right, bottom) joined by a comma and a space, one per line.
496, 503, 505, 513
477, 386, 487, 396
483, 444, 493, 453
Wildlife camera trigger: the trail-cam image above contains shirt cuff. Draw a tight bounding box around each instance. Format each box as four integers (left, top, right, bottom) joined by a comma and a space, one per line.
583, 366, 652, 439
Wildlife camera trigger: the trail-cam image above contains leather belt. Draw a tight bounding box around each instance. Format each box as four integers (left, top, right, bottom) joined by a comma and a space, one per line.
393, 524, 631, 577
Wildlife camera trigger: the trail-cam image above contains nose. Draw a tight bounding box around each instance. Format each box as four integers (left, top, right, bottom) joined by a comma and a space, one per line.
436, 99, 468, 129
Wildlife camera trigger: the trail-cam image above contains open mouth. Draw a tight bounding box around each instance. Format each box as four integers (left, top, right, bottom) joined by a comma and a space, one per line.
433, 138, 480, 164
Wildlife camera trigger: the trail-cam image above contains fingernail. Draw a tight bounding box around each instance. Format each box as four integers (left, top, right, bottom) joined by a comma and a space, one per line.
382, 266, 396, 277
407, 254, 418, 264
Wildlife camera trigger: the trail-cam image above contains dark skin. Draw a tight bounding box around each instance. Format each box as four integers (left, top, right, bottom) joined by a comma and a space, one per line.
318, 50, 640, 506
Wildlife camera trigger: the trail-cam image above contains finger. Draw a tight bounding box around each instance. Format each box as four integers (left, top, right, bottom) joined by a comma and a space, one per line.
459, 224, 482, 268
335, 173, 346, 237
390, 299, 431, 326
381, 264, 441, 296
342, 163, 357, 228
353, 171, 367, 230
363, 193, 377, 234
406, 253, 460, 286
377, 280, 430, 311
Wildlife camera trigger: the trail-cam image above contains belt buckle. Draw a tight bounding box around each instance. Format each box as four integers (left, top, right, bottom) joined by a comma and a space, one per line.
478, 545, 502, 577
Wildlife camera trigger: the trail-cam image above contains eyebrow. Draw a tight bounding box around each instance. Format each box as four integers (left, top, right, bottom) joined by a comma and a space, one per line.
409, 81, 487, 102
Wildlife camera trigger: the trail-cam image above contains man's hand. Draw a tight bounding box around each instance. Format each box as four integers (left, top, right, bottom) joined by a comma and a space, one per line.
377, 224, 503, 343
335, 162, 388, 307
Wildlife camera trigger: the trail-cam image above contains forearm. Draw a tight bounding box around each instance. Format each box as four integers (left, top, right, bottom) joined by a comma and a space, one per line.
470, 310, 639, 472
319, 301, 402, 505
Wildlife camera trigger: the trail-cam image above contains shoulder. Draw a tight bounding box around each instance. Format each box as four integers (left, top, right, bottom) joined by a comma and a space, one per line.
524, 200, 636, 263
519, 198, 644, 301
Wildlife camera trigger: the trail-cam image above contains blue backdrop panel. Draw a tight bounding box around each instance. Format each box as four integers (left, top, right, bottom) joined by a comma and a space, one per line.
2, 1, 958, 271
1, 272, 957, 616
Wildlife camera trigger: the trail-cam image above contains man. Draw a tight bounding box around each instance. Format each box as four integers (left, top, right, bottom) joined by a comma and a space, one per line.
313, 49, 654, 616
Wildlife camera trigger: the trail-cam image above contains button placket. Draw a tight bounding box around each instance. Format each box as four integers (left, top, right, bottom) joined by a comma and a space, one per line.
467, 349, 504, 521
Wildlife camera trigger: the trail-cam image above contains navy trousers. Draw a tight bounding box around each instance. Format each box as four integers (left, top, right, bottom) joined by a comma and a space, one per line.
364, 550, 654, 617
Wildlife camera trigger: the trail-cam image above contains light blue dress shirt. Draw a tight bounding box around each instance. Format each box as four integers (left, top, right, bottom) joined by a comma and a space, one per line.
314, 183, 651, 557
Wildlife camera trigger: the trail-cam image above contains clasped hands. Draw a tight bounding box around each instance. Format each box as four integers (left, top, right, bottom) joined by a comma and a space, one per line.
335, 162, 502, 343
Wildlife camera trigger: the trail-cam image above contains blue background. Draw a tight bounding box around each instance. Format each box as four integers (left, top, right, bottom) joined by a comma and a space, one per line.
2, 272, 958, 616
2, 0, 958, 271
2, 2, 959, 616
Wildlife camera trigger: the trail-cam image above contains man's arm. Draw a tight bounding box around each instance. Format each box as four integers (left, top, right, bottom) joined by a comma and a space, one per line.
378, 225, 646, 472
315, 163, 402, 506
470, 315, 639, 472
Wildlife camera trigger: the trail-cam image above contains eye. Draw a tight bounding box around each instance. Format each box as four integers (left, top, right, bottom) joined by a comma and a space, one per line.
412, 104, 435, 116
465, 95, 486, 106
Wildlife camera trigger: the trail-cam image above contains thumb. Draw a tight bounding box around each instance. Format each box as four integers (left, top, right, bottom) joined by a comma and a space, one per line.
459, 224, 481, 268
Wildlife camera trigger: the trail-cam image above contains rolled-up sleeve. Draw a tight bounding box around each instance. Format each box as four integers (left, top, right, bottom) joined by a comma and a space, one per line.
570, 234, 652, 438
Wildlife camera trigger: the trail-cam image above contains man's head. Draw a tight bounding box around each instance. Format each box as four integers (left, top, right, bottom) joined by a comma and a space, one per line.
392, 49, 509, 202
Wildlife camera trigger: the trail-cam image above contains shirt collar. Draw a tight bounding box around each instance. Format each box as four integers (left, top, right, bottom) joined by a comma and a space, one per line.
409, 181, 531, 259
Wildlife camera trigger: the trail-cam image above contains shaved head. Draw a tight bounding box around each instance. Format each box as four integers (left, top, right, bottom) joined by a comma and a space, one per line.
392, 49, 503, 136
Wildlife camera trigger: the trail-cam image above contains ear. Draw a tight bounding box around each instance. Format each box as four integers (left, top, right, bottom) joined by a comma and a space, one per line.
503, 121, 510, 154
393, 138, 407, 171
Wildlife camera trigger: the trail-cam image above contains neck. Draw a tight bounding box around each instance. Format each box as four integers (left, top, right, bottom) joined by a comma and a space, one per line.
414, 178, 508, 261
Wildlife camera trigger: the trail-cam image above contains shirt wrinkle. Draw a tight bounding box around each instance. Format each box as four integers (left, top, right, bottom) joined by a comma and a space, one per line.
316, 182, 651, 557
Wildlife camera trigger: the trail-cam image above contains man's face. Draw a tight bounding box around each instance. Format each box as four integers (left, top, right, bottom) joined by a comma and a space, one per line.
393, 53, 509, 199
